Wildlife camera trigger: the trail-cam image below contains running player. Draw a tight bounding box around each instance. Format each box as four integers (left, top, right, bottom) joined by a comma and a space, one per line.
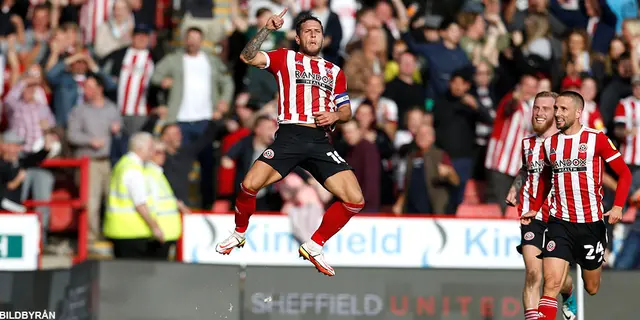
214, 9, 365, 276
505, 91, 576, 320
521, 91, 632, 319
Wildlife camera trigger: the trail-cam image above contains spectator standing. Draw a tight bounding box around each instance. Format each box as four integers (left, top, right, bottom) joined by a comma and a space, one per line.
46, 51, 116, 126
295, 0, 342, 64
343, 28, 387, 97
144, 140, 187, 259
3, 70, 56, 234
352, 103, 395, 207
382, 51, 426, 129
471, 61, 497, 194
220, 116, 278, 211
393, 124, 459, 214
580, 76, 605, 131
614, 75, 640, 178
151, 26, 234, 209
433, 68, 493, 213
400, 19, 471, 99
67, 74, 122, 248
102, 24, 159, 135
80, 0, 115, 46
350, 75, 398, 139
93, 0, 134, 59
17, 4, 51, 66
158, 118, 223, 205
339, 120, 381, 212
485, 73, 539, 213
103, 132, 163, 258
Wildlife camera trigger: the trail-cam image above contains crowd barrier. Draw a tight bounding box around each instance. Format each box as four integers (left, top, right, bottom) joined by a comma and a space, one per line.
0, 260, 637, 320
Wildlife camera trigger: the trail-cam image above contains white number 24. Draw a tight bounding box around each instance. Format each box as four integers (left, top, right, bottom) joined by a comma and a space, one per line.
584, 241, 604, 261
326, 151, 346, 164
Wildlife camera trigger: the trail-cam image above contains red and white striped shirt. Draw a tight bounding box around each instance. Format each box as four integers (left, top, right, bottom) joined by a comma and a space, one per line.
520, 134, 550, 222
259, 48, 349, 124
614, 96, 640, 165
581, 101, 605, 132
485, 93, 532, 176
543, 127, 621, 223
80, 0, 114, 45
117, 48, 154, 116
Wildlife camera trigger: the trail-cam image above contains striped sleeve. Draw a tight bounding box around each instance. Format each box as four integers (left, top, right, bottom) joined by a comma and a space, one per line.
614, 102, 626, 124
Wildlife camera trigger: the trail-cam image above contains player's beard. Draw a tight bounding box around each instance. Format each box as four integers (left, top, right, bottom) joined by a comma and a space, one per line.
532, 116, 554, 135
556, 116, 574, 132
300, 41, 322, 56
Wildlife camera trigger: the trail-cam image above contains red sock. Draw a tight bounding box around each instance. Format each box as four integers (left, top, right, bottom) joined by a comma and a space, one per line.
234, 183, 257, 233
538, 296, 557, 319
311, 201, 364, 246
524, 308, 539, 320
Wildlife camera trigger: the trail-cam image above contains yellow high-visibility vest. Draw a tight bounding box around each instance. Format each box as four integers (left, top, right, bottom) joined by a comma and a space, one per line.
103, 154, 152, 239
145, 164, 182, 241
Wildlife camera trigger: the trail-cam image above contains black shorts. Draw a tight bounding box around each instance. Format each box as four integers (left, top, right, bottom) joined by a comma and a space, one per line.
257, 124, 353, 184
542, 216, 608, 270
516, 219, 547, 255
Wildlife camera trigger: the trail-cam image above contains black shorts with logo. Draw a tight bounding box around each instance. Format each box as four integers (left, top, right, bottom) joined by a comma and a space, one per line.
542, 216, 608, 270
516, 219, 547, 255
257, 124, 353, 184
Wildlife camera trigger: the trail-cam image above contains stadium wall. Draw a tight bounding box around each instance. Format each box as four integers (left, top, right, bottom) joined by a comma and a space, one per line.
0, 260, 636, 320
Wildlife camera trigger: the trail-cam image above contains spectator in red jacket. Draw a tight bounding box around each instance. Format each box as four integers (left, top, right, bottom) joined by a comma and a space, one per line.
340, 120, 381, 212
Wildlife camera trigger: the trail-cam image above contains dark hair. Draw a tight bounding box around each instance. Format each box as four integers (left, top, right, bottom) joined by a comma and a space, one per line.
33, 4, 50, 12
160, 123, 179, 136
253, 115, 273, 129
256, 7, 272, 18
185, 26, 203, 36
558, 90, 585, 110
295, 14, 323, 36
86, 73, 105, 89
354, 100, 377, 130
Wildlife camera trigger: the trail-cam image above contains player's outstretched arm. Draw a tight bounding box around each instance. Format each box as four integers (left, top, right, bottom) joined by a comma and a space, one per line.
239, 8, 287, 68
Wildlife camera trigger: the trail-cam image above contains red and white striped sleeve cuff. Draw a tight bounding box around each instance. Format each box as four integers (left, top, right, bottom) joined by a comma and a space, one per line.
605, 152, 621, 163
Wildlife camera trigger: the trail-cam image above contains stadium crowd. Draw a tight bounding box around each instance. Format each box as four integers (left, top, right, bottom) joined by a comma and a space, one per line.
2, 0, 640, 268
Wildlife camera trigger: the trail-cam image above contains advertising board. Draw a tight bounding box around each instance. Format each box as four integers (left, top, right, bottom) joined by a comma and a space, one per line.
0, 214, 40, 271
183, 214, 524, 269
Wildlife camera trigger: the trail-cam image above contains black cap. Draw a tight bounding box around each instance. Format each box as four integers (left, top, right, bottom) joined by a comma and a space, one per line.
133, 24, 153, 35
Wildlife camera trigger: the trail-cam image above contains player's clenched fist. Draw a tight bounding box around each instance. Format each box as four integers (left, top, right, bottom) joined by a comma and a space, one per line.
520, 210, 536, 225
266, 8, 288, 30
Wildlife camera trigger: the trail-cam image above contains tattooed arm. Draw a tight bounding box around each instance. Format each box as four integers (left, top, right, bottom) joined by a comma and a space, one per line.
239, 9, 287, 67
505, 166, 527, 206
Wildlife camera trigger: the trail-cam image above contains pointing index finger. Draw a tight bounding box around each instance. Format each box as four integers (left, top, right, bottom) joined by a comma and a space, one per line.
278, 8, 288, 18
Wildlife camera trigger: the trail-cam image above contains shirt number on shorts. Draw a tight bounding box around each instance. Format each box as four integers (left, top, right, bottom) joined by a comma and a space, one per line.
584, 241, 604, 262
326, 151, 346, 164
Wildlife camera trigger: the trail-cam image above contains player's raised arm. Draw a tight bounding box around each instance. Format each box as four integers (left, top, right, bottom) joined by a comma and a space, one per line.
239, 8, 288, 68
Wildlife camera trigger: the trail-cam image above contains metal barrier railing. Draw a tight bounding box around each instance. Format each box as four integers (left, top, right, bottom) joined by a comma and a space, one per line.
23, 157, 90, 264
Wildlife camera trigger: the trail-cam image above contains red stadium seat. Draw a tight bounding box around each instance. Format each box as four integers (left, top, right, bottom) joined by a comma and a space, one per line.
504, 206, 520, 220
212, 200, 231, 212
456, 204, 501, 218
48, 189, 76, 232
463, 179, 480, 204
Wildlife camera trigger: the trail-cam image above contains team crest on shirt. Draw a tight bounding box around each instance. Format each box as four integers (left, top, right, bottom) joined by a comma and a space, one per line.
578, 143, 588, 153
263, 149, 275, 159
550, 148, 556, 155
524, 232, 535, 241
546, 240, 556, 252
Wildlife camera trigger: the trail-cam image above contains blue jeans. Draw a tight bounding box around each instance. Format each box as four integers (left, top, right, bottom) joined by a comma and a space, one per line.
179, 120, 214, 209
21, 168, 54, 245
615, 229, 640, 269
447, 157, 474, 214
